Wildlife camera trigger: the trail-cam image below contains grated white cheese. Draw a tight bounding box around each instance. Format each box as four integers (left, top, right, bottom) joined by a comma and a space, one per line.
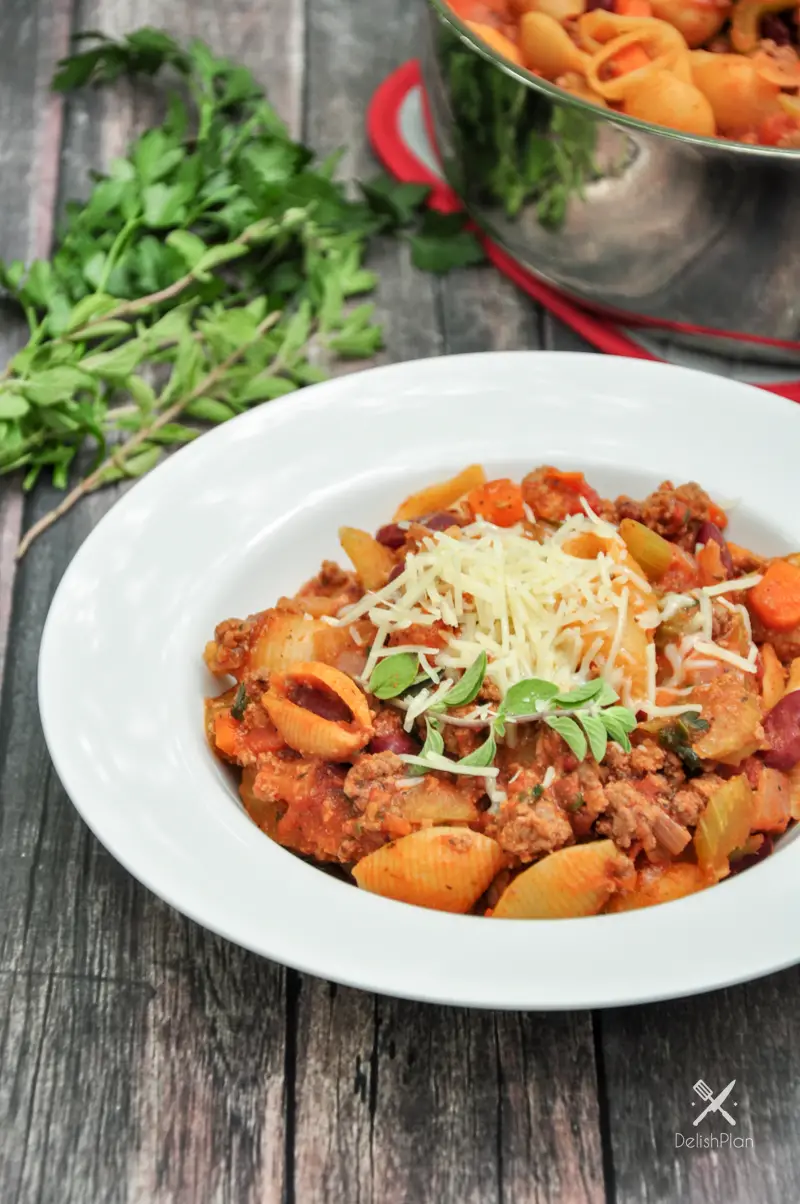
692, 639, 759, 674
542, 766, 556, 788
340, 514, 657, 703
702, 574, 762, 597
399, 752, 500, 778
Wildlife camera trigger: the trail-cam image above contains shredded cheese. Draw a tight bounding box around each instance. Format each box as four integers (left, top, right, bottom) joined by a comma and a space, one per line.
701, 574, 762, 597
340, 515, 657, 703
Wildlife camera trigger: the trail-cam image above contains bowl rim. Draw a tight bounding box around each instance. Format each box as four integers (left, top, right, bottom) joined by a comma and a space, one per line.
426, 0, 800, 162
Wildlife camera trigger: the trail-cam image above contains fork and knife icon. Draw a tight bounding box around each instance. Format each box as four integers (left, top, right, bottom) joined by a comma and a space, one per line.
692, 1079, 737, 1126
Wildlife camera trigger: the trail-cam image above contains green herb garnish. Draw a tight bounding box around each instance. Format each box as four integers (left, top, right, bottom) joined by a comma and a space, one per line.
3, 28, 483, 557
409, 717, 445, 776
438, 651, 487, 710
544, 714, 588, 761
457, 731, 496, 769
230, 682, 247, 721
658, 712, 709, 774
368, 652, 419, 700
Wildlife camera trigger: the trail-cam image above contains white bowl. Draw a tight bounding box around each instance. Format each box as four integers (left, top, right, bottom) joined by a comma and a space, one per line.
38, 352, 800, 1009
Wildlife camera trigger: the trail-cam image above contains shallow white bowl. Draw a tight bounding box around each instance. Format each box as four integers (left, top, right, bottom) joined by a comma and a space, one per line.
38, 352, 800, 1009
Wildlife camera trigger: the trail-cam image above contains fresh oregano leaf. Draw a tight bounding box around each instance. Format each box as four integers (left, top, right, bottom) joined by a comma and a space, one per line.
458, 731, 497, 768
410, 716, 445, 775
544, 714, 588, 761
440, 652, 487, 710
553, 679, 604, 708
578, 713, 608, 763
368, 652, 419, 700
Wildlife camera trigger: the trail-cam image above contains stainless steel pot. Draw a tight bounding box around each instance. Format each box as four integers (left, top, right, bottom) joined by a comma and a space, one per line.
422, 1, 800, 362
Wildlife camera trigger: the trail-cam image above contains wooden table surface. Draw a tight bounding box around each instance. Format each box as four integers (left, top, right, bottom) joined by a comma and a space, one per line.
1, 2, 799, 1201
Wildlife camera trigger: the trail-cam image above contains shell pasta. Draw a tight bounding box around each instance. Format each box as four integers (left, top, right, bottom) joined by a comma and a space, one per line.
446, 0, 800, 146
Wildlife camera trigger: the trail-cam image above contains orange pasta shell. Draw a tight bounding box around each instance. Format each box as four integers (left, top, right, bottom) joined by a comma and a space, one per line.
262, 662, 373, 760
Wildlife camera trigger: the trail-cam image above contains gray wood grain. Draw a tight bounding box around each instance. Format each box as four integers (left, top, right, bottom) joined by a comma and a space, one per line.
0, 0, 73, 692
294, 981, 605, 1204
305, 0, 443, 368
601, 971, 800, 1204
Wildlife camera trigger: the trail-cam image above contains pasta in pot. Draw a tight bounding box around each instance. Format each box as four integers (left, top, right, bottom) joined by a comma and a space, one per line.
443, 0, 800, 147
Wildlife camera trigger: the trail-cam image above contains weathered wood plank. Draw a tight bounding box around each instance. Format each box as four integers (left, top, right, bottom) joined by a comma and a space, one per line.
0, 3, 303, 1202
304, 0, 442, 366
601, 969, 800, 1204
294, 981, 605, 1204
0, 0, 73, 694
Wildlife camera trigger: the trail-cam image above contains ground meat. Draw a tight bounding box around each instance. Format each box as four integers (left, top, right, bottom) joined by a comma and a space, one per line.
668, 776, 721, 828
614, 480, 714, 549
297, 560, 362, 613
343, 751, 405, 813
204, 613, 266, 678
487, 792, 573, 862
596, 779, 693, 857
601, 738, 669, 780
521, 465, 605, 524
750, 614, 800, 664
388, 621, 451, 650
442, 710, 485, 759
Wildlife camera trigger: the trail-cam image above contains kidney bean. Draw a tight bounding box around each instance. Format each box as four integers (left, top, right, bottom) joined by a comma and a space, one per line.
376, 523, 406, 549
763, 690, 800, 770
388, 562, 405, 583
423, 511, 464, 531
289, 683, 353, 723
696, 520, 734, 577
761, 14, 791, 43
586, 0, 614, 9
368, 730, 420, 756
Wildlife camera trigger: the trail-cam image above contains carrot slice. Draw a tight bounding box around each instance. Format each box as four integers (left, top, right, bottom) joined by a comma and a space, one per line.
214, 712, 240, 757
750, 560, 800, 632
468, 478, 525, 527
707, 501, 728, 530
615, 0, 652, 14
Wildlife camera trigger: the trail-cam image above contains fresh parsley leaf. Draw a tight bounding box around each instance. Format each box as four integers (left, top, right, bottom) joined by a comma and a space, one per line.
458, 731, 496, 768
440, 651, 487, 709
544, 714, 587, 761
409, 212, 485, 274
360, 175, 432, 228
368, 652, 419, 700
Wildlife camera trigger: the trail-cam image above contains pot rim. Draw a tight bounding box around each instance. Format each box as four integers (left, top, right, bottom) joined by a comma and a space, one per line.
427, 0, 800, 162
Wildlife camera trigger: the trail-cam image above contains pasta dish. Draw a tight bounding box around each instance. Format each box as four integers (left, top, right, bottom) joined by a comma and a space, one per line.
204, 464, 800, 917
447, 0, 800, 147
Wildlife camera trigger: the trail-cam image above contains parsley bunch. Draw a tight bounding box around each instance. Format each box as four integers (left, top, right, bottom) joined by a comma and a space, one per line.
0, 28, 483, 557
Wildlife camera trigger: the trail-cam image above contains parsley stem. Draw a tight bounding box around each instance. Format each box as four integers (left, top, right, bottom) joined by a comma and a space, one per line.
15, 310, 281, 558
